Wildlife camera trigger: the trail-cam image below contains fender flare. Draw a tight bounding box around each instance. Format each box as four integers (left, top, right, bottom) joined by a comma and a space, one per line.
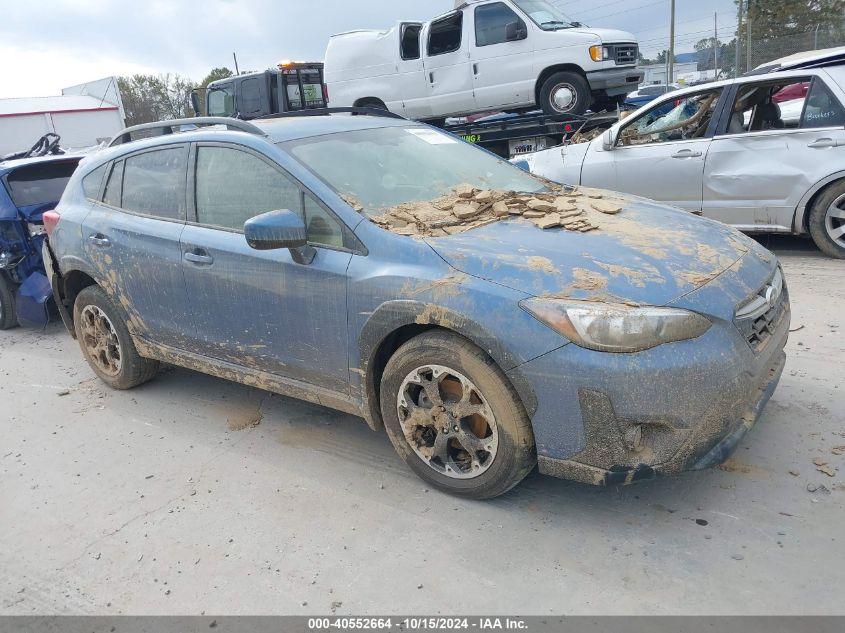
357, 300, 538, 431
794, 170, 845, 233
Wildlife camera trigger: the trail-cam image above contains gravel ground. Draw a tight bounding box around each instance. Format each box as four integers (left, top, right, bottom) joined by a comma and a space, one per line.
1, 235, 843, 616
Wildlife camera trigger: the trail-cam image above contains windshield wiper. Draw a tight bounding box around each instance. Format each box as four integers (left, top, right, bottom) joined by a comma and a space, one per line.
541, 20, 573, 29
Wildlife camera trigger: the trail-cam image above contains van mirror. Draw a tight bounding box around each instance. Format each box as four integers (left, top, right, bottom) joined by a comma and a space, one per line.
601, 128, 618, 151
190, 91, 202, 116
506, 21, 528, 42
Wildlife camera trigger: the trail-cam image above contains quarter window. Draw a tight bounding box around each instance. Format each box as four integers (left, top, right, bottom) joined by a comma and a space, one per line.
194, 146, 300, 231
475, 2, 525, 47
801, 79, 845, 129
121, 148, 186, 220
207, 86, 234, 117
304, 194, 345, 249
428, 13, 463, 56
82, 164, 107, 201
103, 161, 122, 208
619, 88, 722, 146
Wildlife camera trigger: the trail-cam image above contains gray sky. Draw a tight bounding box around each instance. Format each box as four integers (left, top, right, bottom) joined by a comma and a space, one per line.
0, 0, 738, 99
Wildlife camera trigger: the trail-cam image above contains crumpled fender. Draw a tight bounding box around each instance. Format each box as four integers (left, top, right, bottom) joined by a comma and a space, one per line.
15, 271, 52, 328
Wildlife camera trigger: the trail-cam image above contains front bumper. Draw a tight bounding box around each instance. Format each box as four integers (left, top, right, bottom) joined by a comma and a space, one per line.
585, 67, 644, 96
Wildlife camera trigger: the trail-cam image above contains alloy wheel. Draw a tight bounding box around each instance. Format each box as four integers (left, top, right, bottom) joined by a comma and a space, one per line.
79, 305, 122, 377
396, 365, 499, 479
825, 193, 845, 248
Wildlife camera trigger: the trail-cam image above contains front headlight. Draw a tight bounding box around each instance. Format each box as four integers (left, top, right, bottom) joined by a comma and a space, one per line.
27, 222, 45, 237
520, 298, 712, 353
589, 45, 611, 62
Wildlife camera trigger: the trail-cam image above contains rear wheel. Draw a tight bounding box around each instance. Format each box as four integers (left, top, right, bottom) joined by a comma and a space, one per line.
0, 274, 18, 330
73, 285, 159, 389
380, 331, 536, 499
808, 180, 845, 259
354, 98, 388, 113
539, 71, 591, 116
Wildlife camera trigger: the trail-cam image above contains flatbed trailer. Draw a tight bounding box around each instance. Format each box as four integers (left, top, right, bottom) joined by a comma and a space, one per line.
438, 110, 620, 159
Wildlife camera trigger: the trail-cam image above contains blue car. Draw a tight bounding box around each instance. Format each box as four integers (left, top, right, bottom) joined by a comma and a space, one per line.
44, 113, 789, 498
0, 153, 81, 329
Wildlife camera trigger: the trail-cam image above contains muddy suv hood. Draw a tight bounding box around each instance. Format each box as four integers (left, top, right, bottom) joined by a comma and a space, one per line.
425, 196, 752, 307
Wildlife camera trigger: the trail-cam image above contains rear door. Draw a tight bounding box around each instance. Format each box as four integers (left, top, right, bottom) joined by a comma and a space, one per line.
422, 11, 477, 116
84, 144, 190, 347
179, 142, 352, 393
471, 1, 534, 109
703, 73, 845, 231
396, 23, 429, 118
608, 86, 725, 213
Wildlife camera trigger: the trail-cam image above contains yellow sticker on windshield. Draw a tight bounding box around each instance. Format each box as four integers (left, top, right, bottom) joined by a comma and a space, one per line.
405, 128, 458, 144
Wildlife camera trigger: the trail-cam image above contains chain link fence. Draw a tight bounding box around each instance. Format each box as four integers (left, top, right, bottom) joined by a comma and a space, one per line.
742, 21, 845, 73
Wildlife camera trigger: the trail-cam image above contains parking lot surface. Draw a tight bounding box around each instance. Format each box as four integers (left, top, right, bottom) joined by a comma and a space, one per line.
1, 236, 843, 616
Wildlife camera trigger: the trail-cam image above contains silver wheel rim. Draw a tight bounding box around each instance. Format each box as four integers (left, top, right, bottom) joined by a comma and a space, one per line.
825, 193, 845, 248
397, 365, 499, 480
550, 83, 577, 112
79, 305, 122, 377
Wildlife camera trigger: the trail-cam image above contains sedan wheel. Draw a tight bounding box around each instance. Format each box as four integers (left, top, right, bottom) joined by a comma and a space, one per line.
397, 365, 499, 479
809, 181, 845, 259
824, 193, 845, 249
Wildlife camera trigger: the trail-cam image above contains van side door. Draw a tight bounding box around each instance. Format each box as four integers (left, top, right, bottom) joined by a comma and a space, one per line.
422, 11, 477, 117
471, 1, 534, 110
396, 22, 430, 119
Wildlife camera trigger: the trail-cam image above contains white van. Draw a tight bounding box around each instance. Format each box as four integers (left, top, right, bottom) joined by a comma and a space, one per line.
324, 0, 643, 120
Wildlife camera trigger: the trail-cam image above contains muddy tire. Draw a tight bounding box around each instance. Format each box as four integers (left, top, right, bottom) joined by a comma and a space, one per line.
73, 285, 159, 389
808, 180, 845, 259
0, 274, 18, 330
539, 71, 591, 116
380, 330, 536, 499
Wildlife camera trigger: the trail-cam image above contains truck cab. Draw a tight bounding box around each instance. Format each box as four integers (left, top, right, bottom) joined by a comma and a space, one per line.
324, 0, 643, 119
197, 63, 327, 120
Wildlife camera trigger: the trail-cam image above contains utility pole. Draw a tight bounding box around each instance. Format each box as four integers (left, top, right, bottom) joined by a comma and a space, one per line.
668, 0, 675, 85
735, 0, 743, 77
714, 12, 719, 79
746, 0, 752, 72
814, 23, 821, 49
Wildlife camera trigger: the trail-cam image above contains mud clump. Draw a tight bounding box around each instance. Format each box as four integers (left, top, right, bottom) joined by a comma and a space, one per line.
369, 184, 623, 237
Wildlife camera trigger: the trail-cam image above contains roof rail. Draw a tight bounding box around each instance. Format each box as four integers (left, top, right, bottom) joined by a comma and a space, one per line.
109, 117, 267, 147
256, 107, 407, 121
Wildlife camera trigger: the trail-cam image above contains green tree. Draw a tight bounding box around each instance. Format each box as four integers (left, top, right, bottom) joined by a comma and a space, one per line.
118, 74, 195, 126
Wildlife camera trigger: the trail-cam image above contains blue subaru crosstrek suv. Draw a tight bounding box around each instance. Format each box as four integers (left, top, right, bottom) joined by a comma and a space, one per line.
43, 112, 789, 498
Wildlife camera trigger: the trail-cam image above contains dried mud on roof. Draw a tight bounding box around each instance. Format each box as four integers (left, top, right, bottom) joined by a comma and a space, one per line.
369, 183, 624, 237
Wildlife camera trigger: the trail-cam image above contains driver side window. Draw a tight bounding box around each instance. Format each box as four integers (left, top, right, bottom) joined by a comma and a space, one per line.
619, 88, 723, 147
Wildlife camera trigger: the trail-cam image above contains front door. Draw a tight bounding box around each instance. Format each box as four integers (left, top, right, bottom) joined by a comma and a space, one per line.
470, 1, 534, 109
180, 143, 352, 393
609, 87, 725, 213
704, 74, 845, 230
396, 23, 430, 119
84, 145, 190, 348
422, 11, 476, 117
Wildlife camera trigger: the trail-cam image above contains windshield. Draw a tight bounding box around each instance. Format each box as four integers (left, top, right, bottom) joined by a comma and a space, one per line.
6, 161, 79, 208
283, 126, 546, 217
207, 86, 234, 117
512, 0, 576, 30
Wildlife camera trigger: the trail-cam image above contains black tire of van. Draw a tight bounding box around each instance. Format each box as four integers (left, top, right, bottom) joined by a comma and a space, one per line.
539, 71, 591, 116
592, 94, 626, 113
0, 273, 18, 330
808, 179, 845, 259
354, 99, 388, 114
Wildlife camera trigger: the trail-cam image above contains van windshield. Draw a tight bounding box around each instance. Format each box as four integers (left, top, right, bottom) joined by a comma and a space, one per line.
512, 0, 576, 30
283, 126, 546, 217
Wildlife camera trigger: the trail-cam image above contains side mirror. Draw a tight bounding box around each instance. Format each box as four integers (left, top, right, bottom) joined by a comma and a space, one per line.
506, 21, 527, 41
245, 209, 317, 264
190, 91, 202, 116
601, 128, 618, 151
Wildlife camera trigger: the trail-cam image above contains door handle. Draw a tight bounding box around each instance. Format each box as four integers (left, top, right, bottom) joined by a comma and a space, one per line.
473, 63, 479, 75
88, 234, 111, 248
184, 250, 213, 266
671, 149, 702, 158
807, 138, 839, 149
429, 72, 434, 84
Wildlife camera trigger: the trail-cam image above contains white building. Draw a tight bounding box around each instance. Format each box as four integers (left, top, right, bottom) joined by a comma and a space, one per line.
0, 77, 125, 156
639, 61, 698, 86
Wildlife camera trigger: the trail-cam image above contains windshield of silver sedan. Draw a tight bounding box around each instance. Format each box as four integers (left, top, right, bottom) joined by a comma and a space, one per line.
283, 126, 547, 217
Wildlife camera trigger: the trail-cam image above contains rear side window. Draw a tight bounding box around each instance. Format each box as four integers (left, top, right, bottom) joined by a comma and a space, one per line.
194, 146, 301, 231
240, 78, 262, 114
5, 161, 78, 208
475, 2, 523, 46
82, 164, 107, 201
121, 148, 186, 220
801, 79, 845, 129
428, 12, 463, 56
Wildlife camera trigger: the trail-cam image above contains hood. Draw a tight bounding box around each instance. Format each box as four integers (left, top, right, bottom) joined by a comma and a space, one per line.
424, 192, 753, 307
565, 27, 636, 43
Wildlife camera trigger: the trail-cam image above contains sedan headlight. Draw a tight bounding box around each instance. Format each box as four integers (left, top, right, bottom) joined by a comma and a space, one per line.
521, 298, 712, 353
589, 45, 611, 62
27, 222, 46, 237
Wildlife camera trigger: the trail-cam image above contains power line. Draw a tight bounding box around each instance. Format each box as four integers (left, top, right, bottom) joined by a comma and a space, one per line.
577, 0, 667, 24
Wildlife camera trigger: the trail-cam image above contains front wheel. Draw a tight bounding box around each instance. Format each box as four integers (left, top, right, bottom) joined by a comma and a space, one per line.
380, 331, 536, 499
0, 274, 18, 330
808, 180, 845, 259
539, 71, 591, 116
73, 285, 159, 389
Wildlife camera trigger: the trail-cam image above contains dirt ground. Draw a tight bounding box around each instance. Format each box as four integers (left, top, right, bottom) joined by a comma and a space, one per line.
1, 236, 843, 616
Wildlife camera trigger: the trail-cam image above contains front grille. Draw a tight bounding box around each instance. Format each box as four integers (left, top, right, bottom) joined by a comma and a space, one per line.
734, 267, 788, 353
613, 44, 638, 65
